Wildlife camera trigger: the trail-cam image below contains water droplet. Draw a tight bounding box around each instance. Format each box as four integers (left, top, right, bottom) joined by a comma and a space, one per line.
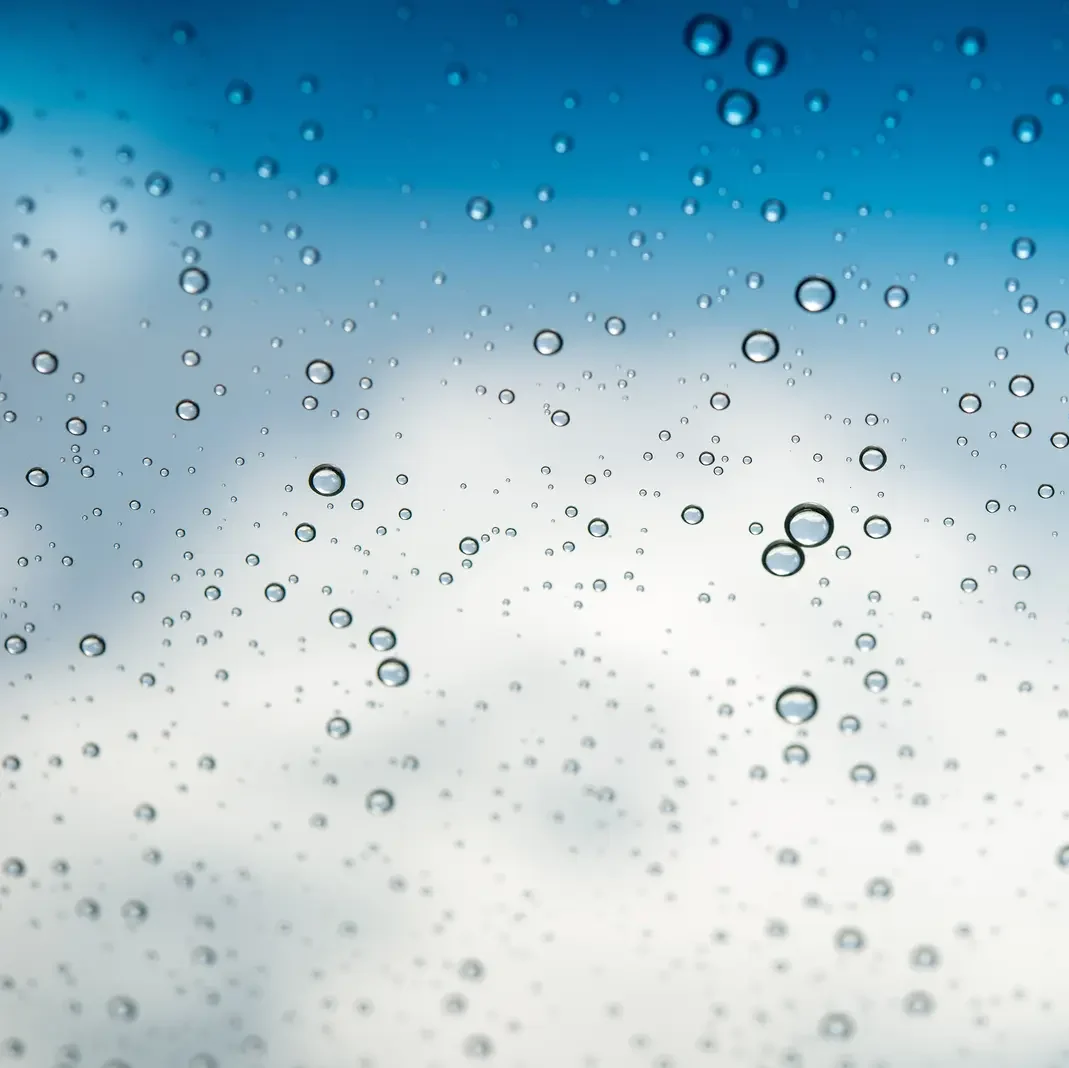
459, 537, 480, 555
955, 27, 986, 56
306, 359, 333, 384
795, 276, 836, 313
745, 37, 787, 77
498, 389, 515, 404
309, 464, 345, 496
26, 467, 49, 487
775, 686, 818, 724
551, 132, 574, 154
762, 540, 804, 576
145, 172, 172, 197
177, 266, 209, 295
863, 515, 891, 539
851, 763, 876, 783
1012, 236, 1036, 260
864, 670, 888, 692
884, 284, 909, 308
326, 716, 351, 739
859, 446, 887, 471
959, 392, 981, 413
79, 634, 105, 657
1009, 374, 1034, 397
32, 350, 57, 374
256, 156, 279, 178
684, 13, 731, 57
786, 503, 833, 546
761, 198, 786, 222
534, 329, 563, 355
466, 196, 492, 221
369, 627, 396, 651
377, 658, 409, 686
605, 316, 626, 336
295, 522, 316, 542
717, 88, 758, 127
225, 79, 253, 105
587, 518, 609, 538
1012, 114, 1042, 143
366, 788, 395, 814
66, 416, 87, 435
709, 391, 730, 410
742, 329, 779, 363
1013, 564, 1031, 580
329, 608, 352, 629
805, 88, 829, 113
681, 505, 704, 525
783, 743, 809, 765
176, 399, 200, 421
264, 583, 286, 602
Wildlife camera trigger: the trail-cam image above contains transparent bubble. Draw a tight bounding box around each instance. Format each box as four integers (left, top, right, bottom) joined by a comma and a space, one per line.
605, 316, 626, 336
264, 583, 286, 602
746, 37, 787, 77
306, 359, 333, 384
309, 464, 345, 496
1012, 114, 1042, 143
377, 658, 410, 686
859, 446, 887, 471
742, 329, 779, 363
718, 89, 758, 127
1009, 374, 1034, 397
762, 540, 804, 576
681, 505, 704, 525
534, 329, 563, 355
776, 686, 817, 724
329, 608, 353, 629
32, 350, 57, 374
79, 634, 106, 657
760, 198, 786, 222
25, 467, 48, 487
786, 503, 833, 547
795, 276, 836, 312
369, 627, 397, 651
959, 392, 981, 413
366, 788, 395, 814
176, 400, 200, 421
863, 515, 891, 539
683, 14, 731, 57
884, 284, 909, 308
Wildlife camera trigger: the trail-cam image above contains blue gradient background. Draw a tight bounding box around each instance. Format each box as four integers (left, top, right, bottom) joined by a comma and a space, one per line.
2, 2, 1069, 1067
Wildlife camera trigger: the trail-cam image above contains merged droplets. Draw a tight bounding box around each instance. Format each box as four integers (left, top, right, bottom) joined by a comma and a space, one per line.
683, 13, 731, 57
377, 658, 410, 686
762, 540, 804, 576
795, 276, 836, 313
717, 89, 758, 127
742, 329, 779, 363
775, 686, 818, 725
176, 400, 200, 421
785, 503, 833, 547
859, 446, 887, 471
309, 463, 345, 496
534, 329, 563, 355
745, 37, 786, 77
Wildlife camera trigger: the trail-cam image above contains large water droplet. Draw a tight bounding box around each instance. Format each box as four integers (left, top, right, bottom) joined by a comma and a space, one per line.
762, 540, 804, 576
795, 276, 836, 312
1012, 114, 1042, 143
775, 686, 818, 724
681, 505, 704, 525
863, 515, 891, 539
32, 350, 57, 374
369, 627, 396, 651
309, 464, 345, 496
176, 400, 200, 421
717, 88, 758, 127
466, 196, 493, 221
377, 658, 410, 686
306, 359, 333, 384
859, 446, 887, 471
79, 634, 106, 657
955, 27, 986, 56
745, 37, 787, 77
742, 329, 779, 363
786, 503, 833, 546
534, 329, 563, 355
